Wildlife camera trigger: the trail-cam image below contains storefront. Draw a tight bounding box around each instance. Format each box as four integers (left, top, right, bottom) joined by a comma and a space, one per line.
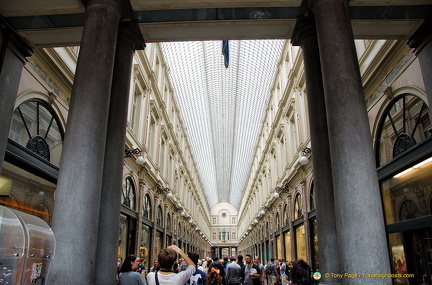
140, 223, 152, 270
118, 177, 138, 264
376, 93, 432, 285
309, 185, 319, 271
293, 193, 306, 260
0, 98, 64, 225
140, 193, 153, 267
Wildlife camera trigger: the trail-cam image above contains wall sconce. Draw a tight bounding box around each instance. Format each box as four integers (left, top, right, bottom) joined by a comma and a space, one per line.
299, 147, 312, 165
181, 211, 186, 216
125, 148, 145, 165
174, 206, 183, 212
189, 218, 193, 224
273, 186, 289, 198
260, 205, 273, 215
156, 187, 173, 198
263, 205, 273, 211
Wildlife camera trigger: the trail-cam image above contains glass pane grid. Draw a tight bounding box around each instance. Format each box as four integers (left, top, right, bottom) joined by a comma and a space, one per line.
162, 39, 284, 209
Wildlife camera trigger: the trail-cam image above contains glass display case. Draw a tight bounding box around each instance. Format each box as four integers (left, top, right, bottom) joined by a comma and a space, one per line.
0, 205, 55, 284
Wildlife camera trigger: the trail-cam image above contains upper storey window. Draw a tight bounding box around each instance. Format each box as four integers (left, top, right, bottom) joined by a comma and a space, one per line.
156, 205, 163, 226
9, 99, 64, 167
122, 177, 136, 210
376, 94, 430, 167
309, 183, 315, 212
283, 205, 289, 225
294, 193, 303, 220
143, 194, 152, 220
166, 214, 171, 232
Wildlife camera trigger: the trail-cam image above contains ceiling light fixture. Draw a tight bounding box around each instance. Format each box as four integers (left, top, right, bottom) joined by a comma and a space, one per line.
394, 156, 432, 178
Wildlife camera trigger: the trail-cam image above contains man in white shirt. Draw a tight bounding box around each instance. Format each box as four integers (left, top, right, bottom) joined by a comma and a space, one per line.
147, 245, 195, 285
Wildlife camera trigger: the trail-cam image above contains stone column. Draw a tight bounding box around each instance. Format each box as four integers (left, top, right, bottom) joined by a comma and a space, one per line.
0, 18, 33, 172
309, 0, 391, 283
48, 1, 132, 284
94, 21, 145, 285
407, 17, 432, 109
291, 15, 340, 284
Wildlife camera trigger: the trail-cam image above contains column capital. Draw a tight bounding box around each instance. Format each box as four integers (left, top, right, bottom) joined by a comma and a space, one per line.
118, 21, 146, 51
291, 15, 317, 47
307, 0, 350, 12
291, 0, 317, 46
81, 0, 133, 20
407, 16, 432, 55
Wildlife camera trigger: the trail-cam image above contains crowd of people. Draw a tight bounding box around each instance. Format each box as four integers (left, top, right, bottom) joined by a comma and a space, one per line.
117, 245, 312, 285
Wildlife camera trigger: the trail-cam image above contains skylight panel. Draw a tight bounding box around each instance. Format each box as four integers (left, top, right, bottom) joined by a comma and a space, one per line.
162, 39, 285, 209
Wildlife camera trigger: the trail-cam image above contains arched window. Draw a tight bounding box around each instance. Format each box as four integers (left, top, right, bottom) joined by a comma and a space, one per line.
9, 99, 64, 167
166, 214, 171, 232
122, 177, 136, 210
156, 205, 163, 226
34, 201, 51, 224
375, 94, 430, 167
294, 193, 303, 220
310, 182, 315, 212
399, 199, 421, 222
143, 194, 152, 220
283, 204, 289, 225
276, 213, 280, 230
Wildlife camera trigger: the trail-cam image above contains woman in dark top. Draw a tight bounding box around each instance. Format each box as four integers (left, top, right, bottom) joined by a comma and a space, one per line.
119, 255, 146, 285
290, 260, 311, 285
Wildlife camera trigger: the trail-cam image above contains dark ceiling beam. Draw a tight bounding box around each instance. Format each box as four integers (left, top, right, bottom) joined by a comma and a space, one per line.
4, 5, 432, 30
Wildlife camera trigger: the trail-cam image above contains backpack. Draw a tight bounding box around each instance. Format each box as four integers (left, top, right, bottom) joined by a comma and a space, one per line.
265, 264, 273, 275
285, 263, 290, 276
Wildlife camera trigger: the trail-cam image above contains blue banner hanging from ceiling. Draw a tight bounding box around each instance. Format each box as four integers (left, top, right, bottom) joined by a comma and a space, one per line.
222, 40, 229, 68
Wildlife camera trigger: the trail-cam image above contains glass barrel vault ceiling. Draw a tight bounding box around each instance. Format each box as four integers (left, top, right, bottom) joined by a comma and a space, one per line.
161, 40, 285, 210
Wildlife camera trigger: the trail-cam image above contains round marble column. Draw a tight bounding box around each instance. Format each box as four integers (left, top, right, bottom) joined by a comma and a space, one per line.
0, 21, 33, 173
309, 0, 391, 283
48, 1, 130, 284
94, 21, 145, 285
292, 16, 340, 285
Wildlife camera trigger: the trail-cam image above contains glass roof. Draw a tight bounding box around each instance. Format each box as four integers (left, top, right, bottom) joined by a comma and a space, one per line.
161, 39, 285, 209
